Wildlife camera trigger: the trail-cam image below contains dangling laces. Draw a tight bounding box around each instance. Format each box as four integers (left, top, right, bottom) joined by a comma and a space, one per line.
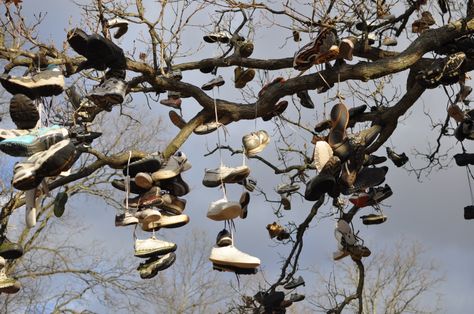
124, 151, 132, 213
212, 88, 228, 200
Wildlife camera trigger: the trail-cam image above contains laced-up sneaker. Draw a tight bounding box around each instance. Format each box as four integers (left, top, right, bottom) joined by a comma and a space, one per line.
202, 165, 250, 187
151, 151, 191, 181
366, 184, 393, 205
159, 174, 190, 196
243, 130, 270, 156
361, 214, 387, 225
234, 67, 255, 88
194, 121, 225, 135
86, 77, 127, 108
160, 97, 182, 109
126, 187, 163, 209
296, 90, 315, 109
137, 252, 176, 279
111, 179, 150, 194
207, 197, 242, 221
203, 31, 232, 43
115, 211, 139, 226
276, 183, 300, 194
328, 103, 349, 148
305, 155, 341, 201
158, 193, 187, 215
289, 293, 305, 302
134, 172, 154, 189
134, 236, 177, 258
142, 213, 189, 231
0, 65, 64, 99
284, 276, 305, 289
0, 129, 31, 141
313, 140, 333, 172
0, 238, 23, 260
9, 94, 39, 129
216, 229, 232, 247
0, 125, 68, 157
343, 166, 388, 195
107, 17, 129, 39
201, 75, 225, 90
293, 27, 339, 70
209, 244, 260, 269
386, 147, 409, 167
0, 268, 21, 294
13, 139, 77, 191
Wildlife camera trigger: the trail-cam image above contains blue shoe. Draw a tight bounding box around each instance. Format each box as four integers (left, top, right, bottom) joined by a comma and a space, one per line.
0, 125, 68, 157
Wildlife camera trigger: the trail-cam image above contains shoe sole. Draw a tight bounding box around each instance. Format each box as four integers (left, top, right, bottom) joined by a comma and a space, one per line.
13, 140, 76, 190
208, 257, 260, 269
328, 103, 349, 148
139, 253, 176, 279
203, 167, 251, 188
213, 263, 257, 274
142, 215, 189, 231
245, 137, 270, 156
0, 130, 68, 157
1, 76, 64, 99
134, 244, 177, 258
134, 172, 154, 189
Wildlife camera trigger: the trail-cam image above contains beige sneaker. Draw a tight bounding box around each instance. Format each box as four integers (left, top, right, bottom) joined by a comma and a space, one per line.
207, 197, 242, 221
243, 130, 270, 156
151, 151, 191, 181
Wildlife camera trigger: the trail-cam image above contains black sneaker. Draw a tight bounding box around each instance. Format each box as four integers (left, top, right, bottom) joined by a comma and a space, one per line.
454, 153, 474, 167
216, 229, 232, 247
296, 90, 315, 109
0, 66, 64, 99
464, 205, 474, 220
364, 154, 387, 166
86, 77, 127, 108
0, 238, 24, 260
137, 252, 176, 279
386, 147, 409, 167
305, 156, 341, 201
343, 166, 388, 195
159, 174, 190, 197
123, 154, 162, 177
53, 192, 68, 218
283, 275, 305, 289
9, 94, 39, 129
111, 179, 151, 195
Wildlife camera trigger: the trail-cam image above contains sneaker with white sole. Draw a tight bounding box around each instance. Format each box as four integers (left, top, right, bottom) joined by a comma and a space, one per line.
0, 268, 21, 294
134, 236, 177, 258
216, 229, 232, 247
13, 139, 77, 190
107, 17, 129, 39
134, 172, 154, 189
135, 208, 162, 226
202, 165, 250, 188
242, 130, 270, 156
203, 31, 232, 44
207, 197, 242, 221
0, 125, 68, 157
137, 252, 176, 279
142, 213, 189, 231
115, 211, 139, 227
313, 140, 333, 172
126, 187, 163, 209
151, 151, 191, 181
0, 129, 31, 141
158, 193, 187, 215
209, 244, 260, 269
86, 77, 127, 109
276, 183, 300, 194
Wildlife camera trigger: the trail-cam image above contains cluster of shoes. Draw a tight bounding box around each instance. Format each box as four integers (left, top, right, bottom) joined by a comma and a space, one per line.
112, 151, 192, 279
0, 238, 23, 295
417, 52, 467, 89
333, 220, 371, 261
253, 276, 305, 312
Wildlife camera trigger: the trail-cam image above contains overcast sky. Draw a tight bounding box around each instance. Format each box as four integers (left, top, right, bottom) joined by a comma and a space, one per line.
2, 0, 474, 312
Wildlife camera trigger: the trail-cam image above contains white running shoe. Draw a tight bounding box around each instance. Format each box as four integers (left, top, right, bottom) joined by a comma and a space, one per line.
209, 244, 260, 269
134, 236, 177, 258
202, 165, 250, 188
207, 197, 242, 221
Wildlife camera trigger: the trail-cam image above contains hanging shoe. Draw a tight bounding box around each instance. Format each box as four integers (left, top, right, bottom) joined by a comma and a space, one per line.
261, 100, 288, 121
292, 30, 301, 42
328, 103, 349, 148
366, 184, 393, 205
266, 222, 284, 239
24, 188, 37, 228
151, 151, 191, 181
305, 155, 341, 201
234, 67, 255, 88
0, 65, 64, 99
338, 37, 355, 61
258, 77, 285, 98
0, 238, 23, 260
203, 31, 232, 44
313, 140, 333, 172
137, 252, 176, 279
107, 17, 129, 39
115, 211, 139, 227
296, 90, 315, 109
86, 76, 127, 109
0, 268, 21, 294
284, 275, 305, 289
158, 193, 187, 215
53, 191, 68, 218
126, 187, 163, 209
207, 197, 242, 221
386, 147, 409, 167
242, 130, 270, 156
209, 243, 260, 269
123, 153, 162, 177
160, 97, 182, 109
276, 184, 300, 195
363, 154, 387, 166
111, 178, 150, 195
239, 191, 250, 219
454, 153, 474, 167
201, 75, 225, 90
212, 263, 258, 275
142, 213, 189, 231
134, 236, 177, 258
9, 94, 39, 130
382, 36, 398, 47
280, 194, 291, 210
420, 11, 436, 26
216, 229, 232, 247
202, 165, 250, 188
342, 166, 388, 195
464, 205, 474, 220
349, 192, 371, 208
159, 173, 190, 196
293, 27, 339, 70
361, 214, 387, 225
238, 41, 254, 58
169, 111, 186, 129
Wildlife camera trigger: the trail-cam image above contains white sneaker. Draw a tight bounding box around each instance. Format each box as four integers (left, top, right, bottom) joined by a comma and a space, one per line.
202, 165, 250, 188
207, 197, 242, 221
209, 244, 260, 269
313, 140, 333, 172
134, 236, 177, 258
242, 130, 270, 156
151, 151, 191, 181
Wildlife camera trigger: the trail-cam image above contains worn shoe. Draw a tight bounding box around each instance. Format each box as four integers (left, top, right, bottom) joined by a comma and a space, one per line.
201, 75, 225, 90
239, 191, 250, 219
216, 229, 232, 247
0, 65, 64, 99
142, 213, 189, 231
349, 192, 371, 208
343, 166, 388, 195
266, 222, 285, 239
9, 94, 39, 130
418, 52, 466, 88
258, 77, 285, 98
348, 245, 371, 260
134, 208, 161, 225
213, 263, 258, 275
0, 238, 23, 260
386, 147, 409, 167
361, 214, 387, 225
53, 191, 68, 218
332, 125, 382, 162
333, 249, 350, 261
159, 174, 190, 196
134, 172, 154, 190
13, 139, 77, 190
464, 205, 474, 220
0, 129, 31, 141
123, 154, 162, 177
115, 211, 139, 226
296, 90, 315, 109
127, 187, 163, 209
137, 252, 176, 279
202, 165, 250, 188
111, 178, 150, 195
151, 151, 191, 181
305, 156, 341, 201
289, 293, 305, 302
209, 244, 260, 269
169, 110, 186, 129
107, 17, 129, 39
243, 130, 270, 156
234, 67, 255, 88
207, 197, 242, 221
134, 236, 177, 258
276, 183, 300, 195
364, 154, 387, 166
203, 31, 232, 44
284, 276, 305, 289
281, 195, 291, 210
382, 36, 398, 46
338, 37, 355, 61
160, 97, 182, 109
0, 125, 68, 157
0, 268, 21, 294
313, 140, 333, 172
158, 193, 187, 215
238, 41, 254, 58
454, 153, 474, 167
328, 102, 349, 148
366, 184, 393, 205
293, 27, 339, 70
86, 77, 127, 108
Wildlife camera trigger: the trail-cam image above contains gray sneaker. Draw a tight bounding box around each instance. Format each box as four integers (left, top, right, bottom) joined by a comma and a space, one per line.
87, 77, 127, 109
137, 252, 176, 279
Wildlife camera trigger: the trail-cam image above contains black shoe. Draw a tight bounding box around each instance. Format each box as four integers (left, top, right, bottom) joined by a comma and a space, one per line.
288, 293, 305, 302
122, 154, 162, 177
0, 238, 24, 260
454, 153, 474, 166
10, 94, 39, 129
305, 156, 340, 201
296, 91, 315, 109
159, 174, 190, 197
284, 275, 305, 289
464, 205, 474, 220
111, 179, 150, 195
53, 192, 68, 218
216, 229, 232, 247
86, 77, 127, 108
386, 147, 409, 167
262, 291, 285, 309
366, 184, 393, 205
364, 154, 387, 166
343, 166, 388, 195
361, 214, 387, 225
213, 263, 258, 275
